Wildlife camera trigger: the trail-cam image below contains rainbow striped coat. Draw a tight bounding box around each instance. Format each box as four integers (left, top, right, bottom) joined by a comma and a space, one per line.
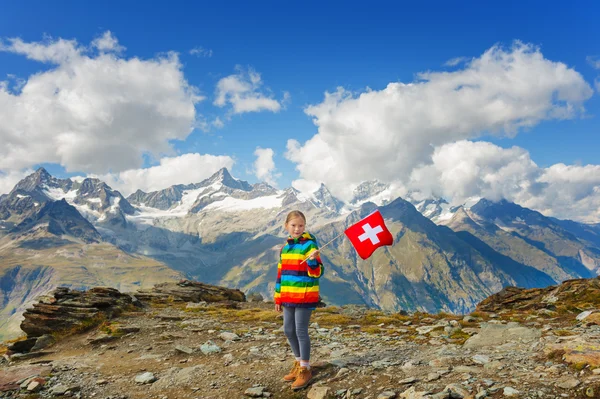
274, 232, 323, 308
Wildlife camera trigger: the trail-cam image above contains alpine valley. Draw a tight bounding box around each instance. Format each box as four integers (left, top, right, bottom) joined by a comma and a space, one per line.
1, 167, 599, 341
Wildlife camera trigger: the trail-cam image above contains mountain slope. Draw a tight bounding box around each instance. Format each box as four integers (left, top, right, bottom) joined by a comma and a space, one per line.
0, 231, 183, 341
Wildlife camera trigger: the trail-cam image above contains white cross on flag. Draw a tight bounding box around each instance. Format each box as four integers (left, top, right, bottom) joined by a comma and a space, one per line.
344, 209, 394, 260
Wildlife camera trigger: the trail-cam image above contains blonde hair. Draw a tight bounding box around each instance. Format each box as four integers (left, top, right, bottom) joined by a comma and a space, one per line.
285, 210, 306, 225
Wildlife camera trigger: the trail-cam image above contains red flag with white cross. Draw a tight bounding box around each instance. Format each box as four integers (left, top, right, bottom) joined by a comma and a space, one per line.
344, 210, 394, 260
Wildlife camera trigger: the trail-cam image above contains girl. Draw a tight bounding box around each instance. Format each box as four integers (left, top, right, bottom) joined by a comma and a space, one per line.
274, 210, 323, 390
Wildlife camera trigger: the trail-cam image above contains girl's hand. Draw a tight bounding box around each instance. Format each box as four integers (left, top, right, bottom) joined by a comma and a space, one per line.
308, 250, 319, 260
275, 304, 282, 312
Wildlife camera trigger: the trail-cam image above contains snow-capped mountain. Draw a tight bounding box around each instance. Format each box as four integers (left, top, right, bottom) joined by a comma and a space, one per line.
349, 180, 391, 205
2, 166, 600, 343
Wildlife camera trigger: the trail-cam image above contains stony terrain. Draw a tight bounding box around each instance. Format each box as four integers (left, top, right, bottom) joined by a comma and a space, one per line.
1, 279, 600, 399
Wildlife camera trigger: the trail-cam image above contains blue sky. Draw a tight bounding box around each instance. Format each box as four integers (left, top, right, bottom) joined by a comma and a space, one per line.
1, 1, 599, 221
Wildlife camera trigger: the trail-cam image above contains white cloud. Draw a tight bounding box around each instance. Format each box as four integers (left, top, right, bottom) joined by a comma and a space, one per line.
214, 67, 284, 114
587, 55, 600, 70
0, 32, 203, 175
408, 141, 600, 223
253, 147, 280, 186
212, 117, 224, 129
444, 56, 469, 67
92, 31, 125, 53
287, 42, 593, 203
0, 35, 81, 63
189, 47, 213, 58
93, 153, 235, 196
0, 169, 33, 195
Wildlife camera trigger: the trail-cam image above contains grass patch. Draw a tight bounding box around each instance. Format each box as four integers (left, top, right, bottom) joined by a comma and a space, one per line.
314, 314, 353, 326
316, 306, 341, 314
553, 330, 578, 337
546, 349, 566, 362
361, 326, 383, 334
449, 330, 471, 345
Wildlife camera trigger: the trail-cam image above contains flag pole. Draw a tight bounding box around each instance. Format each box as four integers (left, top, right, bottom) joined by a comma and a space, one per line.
300, 231, 345, 264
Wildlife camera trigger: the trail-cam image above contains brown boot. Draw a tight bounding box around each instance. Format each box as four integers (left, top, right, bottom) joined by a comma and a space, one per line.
291, 366, 312, 390
282, 360, 300, 382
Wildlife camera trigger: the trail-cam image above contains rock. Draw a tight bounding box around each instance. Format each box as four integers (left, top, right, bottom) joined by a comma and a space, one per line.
544, 340, 600, 367
555, 378, 580, 389
50, 383, 69, 395
444, 383, 472, 398
31, 335, 56, 352
472, 355, 490, 365
399, 376, 418, 384
307, 386, 330, 399
463, 323, 540, 349
136, 280, 246, 303
576, 310, 593, 321
87, 334, 118, 345
20, 287, 133, 338
246, 292, 264, 302
175, 345, 194, 354
476, 279, 600, 313
135, 372, 157, 384
502, 387, 519, 396
209, 300, 240, 309
378, 391, 397, 399
7, 337, 37, 353
219, 332, 240, 341
200, 340, 221, 354
244, 386, 264, 397
26, 377, 45, 392
223, 353, 234, 365
425, 372, 440, 381
416, 325, 437, 335
0, 364, 52, 392
399, 387, 430, 399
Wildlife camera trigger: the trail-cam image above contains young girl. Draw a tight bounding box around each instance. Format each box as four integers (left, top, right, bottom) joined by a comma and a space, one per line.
274, 210, 323, 390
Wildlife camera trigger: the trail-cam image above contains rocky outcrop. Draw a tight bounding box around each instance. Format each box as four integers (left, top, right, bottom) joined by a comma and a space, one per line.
134, 279, 246, 303
476, 276, 600, 313
20, 287, 133, 338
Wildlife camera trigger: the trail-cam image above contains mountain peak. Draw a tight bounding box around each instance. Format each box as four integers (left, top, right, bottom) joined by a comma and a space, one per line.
34, 167, 51, 179
205, 168, 252, 191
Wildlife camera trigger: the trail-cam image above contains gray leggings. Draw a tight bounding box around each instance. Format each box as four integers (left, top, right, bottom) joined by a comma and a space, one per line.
283, 306, 313, 360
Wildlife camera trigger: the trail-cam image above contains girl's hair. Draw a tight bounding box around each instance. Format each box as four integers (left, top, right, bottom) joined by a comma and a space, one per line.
285, 210, 306, 225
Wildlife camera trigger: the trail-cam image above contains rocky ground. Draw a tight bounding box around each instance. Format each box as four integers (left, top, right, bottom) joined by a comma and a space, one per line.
1, 279, 600, 399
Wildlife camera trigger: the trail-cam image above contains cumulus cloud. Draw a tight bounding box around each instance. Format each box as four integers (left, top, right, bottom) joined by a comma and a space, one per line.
409, 141, 542, 203
287, 42, 594, 204
92, 31, 125, 53
0, 32, 203, 175
214, 67, 285, 114
253, 147, 280, 186
407, 141, 600, 223
93, 153, 234, 196
189, 46, 213, 58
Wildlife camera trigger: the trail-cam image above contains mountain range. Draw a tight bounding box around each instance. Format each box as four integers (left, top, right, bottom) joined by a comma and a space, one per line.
1, 167, 599, 340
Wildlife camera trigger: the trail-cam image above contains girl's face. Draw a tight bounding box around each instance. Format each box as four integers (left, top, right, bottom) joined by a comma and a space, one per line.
285, 217, 305, 238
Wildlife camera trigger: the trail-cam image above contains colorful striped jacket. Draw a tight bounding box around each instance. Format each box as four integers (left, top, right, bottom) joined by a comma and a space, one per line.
274, 232, 323, 308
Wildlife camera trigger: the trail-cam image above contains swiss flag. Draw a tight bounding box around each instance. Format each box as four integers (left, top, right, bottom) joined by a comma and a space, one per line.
344, 210, 394, 260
